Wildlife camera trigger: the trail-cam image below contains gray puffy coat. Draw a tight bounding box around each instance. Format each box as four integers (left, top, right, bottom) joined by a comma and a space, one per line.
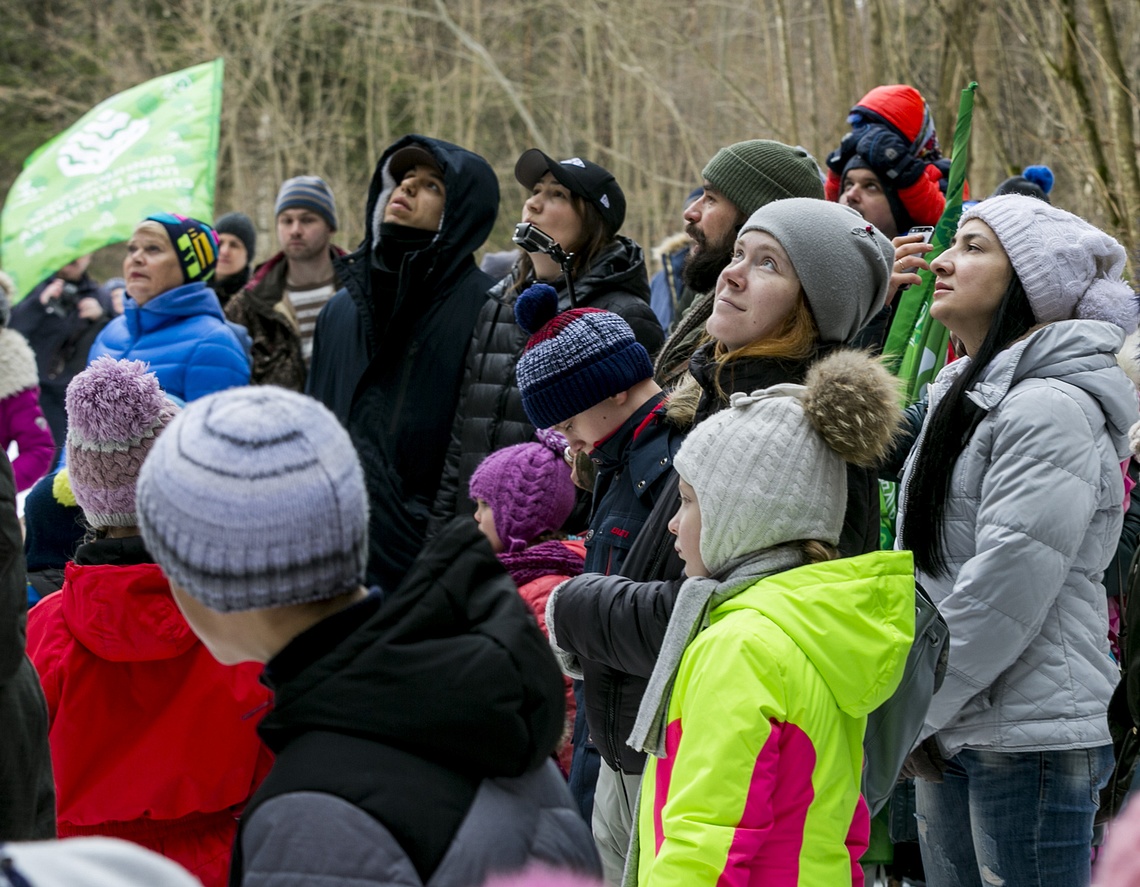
897, 320, 1137, 756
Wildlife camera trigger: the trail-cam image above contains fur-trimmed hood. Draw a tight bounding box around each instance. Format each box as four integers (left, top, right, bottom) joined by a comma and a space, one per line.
0, 327, 40, 400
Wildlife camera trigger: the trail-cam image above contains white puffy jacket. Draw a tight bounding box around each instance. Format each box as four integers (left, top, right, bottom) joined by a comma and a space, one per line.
898, 320, 1137, 756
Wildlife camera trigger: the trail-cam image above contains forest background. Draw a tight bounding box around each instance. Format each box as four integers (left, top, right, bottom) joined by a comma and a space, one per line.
3, 0, 1140, 279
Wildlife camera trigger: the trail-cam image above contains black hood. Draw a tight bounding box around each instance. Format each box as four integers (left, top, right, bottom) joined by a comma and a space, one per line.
258, 518, 566, 778
343, 134, 500, 296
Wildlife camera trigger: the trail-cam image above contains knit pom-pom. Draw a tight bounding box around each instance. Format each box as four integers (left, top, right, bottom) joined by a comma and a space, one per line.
1022, 165, 1054, 195
514, 283, 560, 335
535, 426, 569, 456
801, 350, 903, 468
65, 357, 168, 443
52, 467, 77, 507
1076, 279, 1140, 334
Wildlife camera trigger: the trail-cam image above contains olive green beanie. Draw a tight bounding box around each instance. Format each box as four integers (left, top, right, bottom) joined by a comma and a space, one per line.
702, 140, 825, 217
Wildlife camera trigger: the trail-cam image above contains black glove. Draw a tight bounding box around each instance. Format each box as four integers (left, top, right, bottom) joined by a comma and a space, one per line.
900, 736, 947, 783
825, 129, 862, 178
856, 125, 927, 189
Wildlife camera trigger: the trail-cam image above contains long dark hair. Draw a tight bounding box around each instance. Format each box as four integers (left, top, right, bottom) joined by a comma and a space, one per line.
511, 195, 616, 294
901, 273, 1036, 577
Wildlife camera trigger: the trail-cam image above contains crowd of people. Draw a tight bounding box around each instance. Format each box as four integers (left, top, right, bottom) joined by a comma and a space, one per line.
3, 82, 1140, 887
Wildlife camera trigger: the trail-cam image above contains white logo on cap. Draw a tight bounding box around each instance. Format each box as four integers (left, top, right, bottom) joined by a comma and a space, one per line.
600, 195, 611, 208
561, 158, 587, 168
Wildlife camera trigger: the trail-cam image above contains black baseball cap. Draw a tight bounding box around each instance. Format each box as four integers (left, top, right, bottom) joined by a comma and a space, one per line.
514, 149, 626, 236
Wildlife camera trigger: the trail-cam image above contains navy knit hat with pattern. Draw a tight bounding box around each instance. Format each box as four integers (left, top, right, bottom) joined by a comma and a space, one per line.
136, 386, 368, 612
513, 283, 653, 429
275, 175, 338, 231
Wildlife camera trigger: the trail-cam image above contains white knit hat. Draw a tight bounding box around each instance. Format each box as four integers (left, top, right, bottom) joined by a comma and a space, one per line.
674, 350, 901, 576
961, 194, 1138, 332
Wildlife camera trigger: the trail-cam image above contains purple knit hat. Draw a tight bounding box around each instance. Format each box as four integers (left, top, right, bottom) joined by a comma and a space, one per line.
66, 357, 180, 528
468, 429, 576, 553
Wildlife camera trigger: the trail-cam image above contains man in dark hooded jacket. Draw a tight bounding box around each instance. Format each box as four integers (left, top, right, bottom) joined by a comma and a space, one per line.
307, 136, 500, 591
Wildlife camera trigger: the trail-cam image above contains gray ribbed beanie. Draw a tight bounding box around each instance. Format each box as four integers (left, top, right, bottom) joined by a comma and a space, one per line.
960, 194, 1138, 332
275, 175, 338, 231
702, 140, 825, 217
739, 199, 893, 344
136, 386, 368, 612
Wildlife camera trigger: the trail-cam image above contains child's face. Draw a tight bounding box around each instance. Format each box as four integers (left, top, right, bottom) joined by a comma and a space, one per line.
552, 393, 626, 455
474, 498, 505, 553
668, 478, 708, 577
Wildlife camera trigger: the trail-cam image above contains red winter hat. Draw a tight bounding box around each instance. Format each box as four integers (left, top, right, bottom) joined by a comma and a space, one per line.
851, 85, 940, 159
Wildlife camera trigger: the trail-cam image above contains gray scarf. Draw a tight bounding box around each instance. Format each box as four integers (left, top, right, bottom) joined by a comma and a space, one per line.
627, 543, 806, 757
621, 544, 805, 887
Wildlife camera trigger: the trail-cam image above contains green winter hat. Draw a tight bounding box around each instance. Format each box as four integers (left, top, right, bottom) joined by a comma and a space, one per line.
702, 140, 825, 217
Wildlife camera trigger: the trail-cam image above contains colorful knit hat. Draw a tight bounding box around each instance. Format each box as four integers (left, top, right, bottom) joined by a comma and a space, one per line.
702, 140, 825, 217
514, 283, 653, 429
961, 194, 1139, 332
144, 213, 218, 284
275, 175, 338, 231
23, 467, 85, 571
674, 351, 901, 576
136, 386, 369, 612
739, 199, 893, 344
468, 429, 576, 553
65, 358, 180, 529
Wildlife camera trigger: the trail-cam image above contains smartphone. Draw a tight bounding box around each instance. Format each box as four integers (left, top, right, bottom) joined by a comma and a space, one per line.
910, 226, 935, 244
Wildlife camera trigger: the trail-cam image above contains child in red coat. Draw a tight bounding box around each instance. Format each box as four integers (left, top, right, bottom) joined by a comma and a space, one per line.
25, 358, 272, 887
470, 429, 582, 772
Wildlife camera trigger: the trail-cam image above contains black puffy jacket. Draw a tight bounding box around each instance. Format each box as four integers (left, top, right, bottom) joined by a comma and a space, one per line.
430, 237, 662, 528
307, 136, 499, 591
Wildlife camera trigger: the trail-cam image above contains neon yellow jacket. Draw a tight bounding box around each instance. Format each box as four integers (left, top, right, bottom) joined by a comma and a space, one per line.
636, 551, 914, 887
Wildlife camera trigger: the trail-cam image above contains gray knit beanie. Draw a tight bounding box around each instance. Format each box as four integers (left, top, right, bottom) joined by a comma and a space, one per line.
739, 199, 893, 344
702, 140, 825, 218
960, 194, 1138, 332
136, 386, 368, 612
275, 175, 338, 231
674, 351, 901, 576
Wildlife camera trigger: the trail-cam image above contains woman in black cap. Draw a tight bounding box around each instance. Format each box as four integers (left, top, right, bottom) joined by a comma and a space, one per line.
430, 150, 662, 527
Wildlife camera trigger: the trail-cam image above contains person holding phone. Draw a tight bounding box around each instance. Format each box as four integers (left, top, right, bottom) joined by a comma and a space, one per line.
429, 150, 661, 529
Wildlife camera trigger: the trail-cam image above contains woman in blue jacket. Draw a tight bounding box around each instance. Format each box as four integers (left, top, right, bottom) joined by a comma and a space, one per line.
90, 213, 250, 401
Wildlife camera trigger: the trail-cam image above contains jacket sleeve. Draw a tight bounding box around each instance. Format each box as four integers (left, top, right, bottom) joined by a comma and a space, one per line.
428, 319, 483, 536
880, 400, 927, 483
241, 792, 424, 887
549, 573, 681, 677
898, 164, 947, 228
824, 168, 843, 203
0, 455, 26, 682
643, 627, 790, 887
922, 383, 1107, 734
3, 390, 54, 493
182, 329, 253, 402
7, 288, 49, 339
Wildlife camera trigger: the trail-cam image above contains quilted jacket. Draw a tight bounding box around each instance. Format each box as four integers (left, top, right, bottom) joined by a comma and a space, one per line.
897, 320, 1136, 755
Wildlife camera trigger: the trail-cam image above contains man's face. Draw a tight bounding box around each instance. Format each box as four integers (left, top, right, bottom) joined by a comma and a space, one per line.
681, 182, 742, 293
57, 255, 92, 282
276, 208, 333, 263
383, 164, 446, 232
839, 168, 898, 239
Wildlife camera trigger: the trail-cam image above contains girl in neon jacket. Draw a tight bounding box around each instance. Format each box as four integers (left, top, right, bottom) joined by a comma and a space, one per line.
626, 350, 914, 887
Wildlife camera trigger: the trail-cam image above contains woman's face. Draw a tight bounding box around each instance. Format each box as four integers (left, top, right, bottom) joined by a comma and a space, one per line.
929, 218, 1013, 354
705, 229, 802, 351
522, 172, 586, 257
215, 233, 249, 279
122, 221, 184, 305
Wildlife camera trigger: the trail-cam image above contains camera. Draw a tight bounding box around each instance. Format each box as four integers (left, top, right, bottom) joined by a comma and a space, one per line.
513, 222, 572, 265
45, 281, 81, 316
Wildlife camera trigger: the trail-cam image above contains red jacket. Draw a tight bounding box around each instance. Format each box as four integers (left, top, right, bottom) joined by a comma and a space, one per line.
26, 552, 272, 887
515, 539, 586, 775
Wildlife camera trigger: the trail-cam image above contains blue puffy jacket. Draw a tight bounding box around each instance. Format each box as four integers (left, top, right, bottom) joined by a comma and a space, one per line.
89, 282, 251, 402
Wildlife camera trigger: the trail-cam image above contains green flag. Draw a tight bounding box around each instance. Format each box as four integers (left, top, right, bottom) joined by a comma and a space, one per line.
878, 82, 977, 549
882, 81, 978, 405
1, 59, 224, 302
